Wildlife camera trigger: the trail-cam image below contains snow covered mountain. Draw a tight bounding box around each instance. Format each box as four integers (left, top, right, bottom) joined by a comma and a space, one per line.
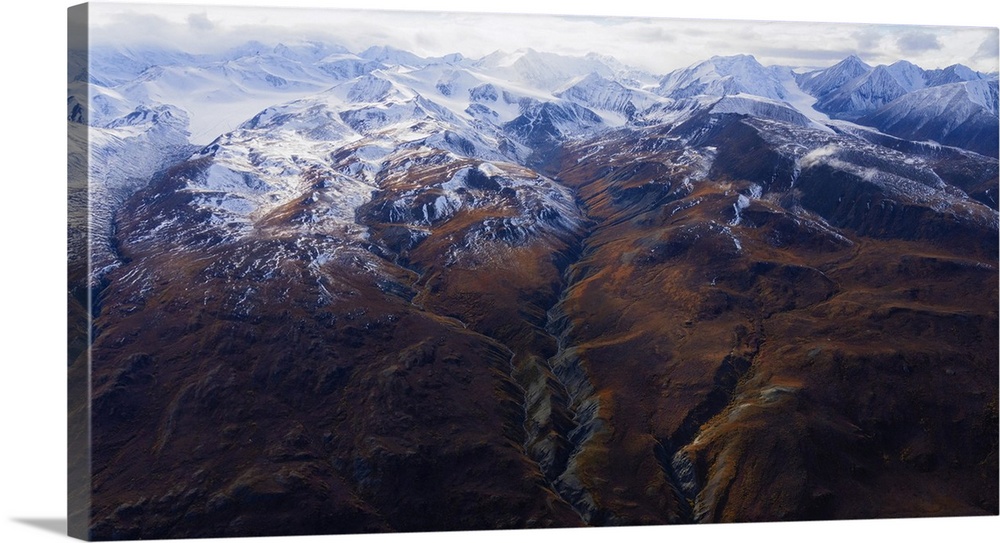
656, 54, 788, 101
67, 76, 195, 282
76, 43, 1000, 167
925, 63, 992, 86
796, 55, 873, 100
860, 79, 1000, 157
814, 64, 916, 119
69, 42, 1000, 287
555, 72, 659, 123
800, 54, 995, 122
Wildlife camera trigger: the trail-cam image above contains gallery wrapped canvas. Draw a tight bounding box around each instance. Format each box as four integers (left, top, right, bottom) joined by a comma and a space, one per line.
68, 2, 999, 540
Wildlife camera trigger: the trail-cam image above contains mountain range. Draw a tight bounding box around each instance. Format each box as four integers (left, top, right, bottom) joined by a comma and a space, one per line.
67, 40, 999, 538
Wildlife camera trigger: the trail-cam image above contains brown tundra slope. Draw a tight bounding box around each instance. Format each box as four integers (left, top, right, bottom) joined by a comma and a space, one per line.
78, 109, 998, 538
536, 114, 998, 522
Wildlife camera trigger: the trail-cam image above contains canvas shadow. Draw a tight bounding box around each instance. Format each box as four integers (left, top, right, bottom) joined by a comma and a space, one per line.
12, 517, 66, 536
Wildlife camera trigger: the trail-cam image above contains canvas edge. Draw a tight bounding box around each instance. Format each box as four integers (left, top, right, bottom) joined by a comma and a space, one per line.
68, 3, 92, 541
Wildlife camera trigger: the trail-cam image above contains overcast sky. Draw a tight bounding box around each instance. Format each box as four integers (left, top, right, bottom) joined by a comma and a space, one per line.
83, 1, 999, 74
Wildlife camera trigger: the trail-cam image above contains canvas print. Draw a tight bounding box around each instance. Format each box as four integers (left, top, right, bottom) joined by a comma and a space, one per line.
67, 2, 999, 540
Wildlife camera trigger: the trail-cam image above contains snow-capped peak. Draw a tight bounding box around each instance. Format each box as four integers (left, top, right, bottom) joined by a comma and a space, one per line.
885, 60, 927, 93
796, 54, 873, 99
657, 54, 787, 101
925, 63, 990, 87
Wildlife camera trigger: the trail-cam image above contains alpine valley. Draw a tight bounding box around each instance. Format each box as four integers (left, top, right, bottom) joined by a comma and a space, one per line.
68, 38, 999, 539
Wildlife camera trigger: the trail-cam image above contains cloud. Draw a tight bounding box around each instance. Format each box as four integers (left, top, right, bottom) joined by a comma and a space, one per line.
897, 30, 942, 53
187, 13, 214, 32
973, 33, 999, 65
632, 25, 677, 43
799, 145, 840, 169
853, 27, 883, 51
